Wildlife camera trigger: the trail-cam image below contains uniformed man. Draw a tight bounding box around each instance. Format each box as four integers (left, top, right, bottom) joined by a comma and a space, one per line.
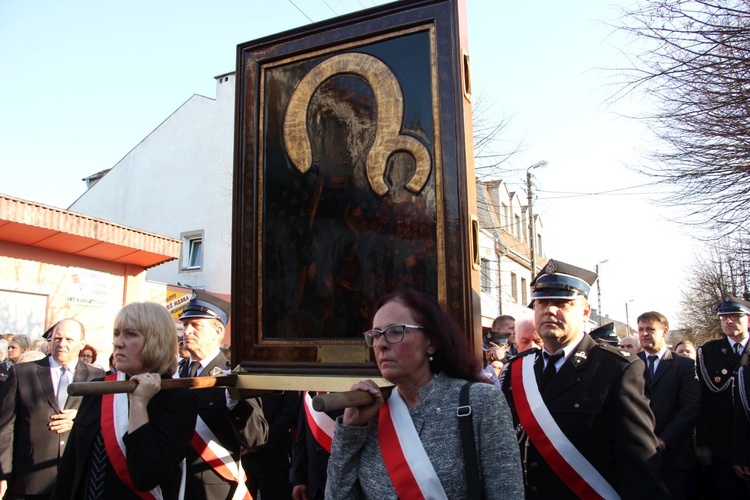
696, 296, 750, 498
180, 293, 268, 499
733, 365, 750, 487
500, 259, 665, 498
588, 322, 619, 346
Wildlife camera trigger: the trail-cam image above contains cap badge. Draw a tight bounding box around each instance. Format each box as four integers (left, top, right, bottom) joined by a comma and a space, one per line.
545, 261, 557, 274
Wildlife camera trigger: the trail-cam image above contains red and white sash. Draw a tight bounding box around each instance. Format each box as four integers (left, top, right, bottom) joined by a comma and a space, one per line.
303, 392, 334, 453
511, 354, 620, 500
191, 417, 252, 500
100, 372, 163, 499
377, 388, 447, 500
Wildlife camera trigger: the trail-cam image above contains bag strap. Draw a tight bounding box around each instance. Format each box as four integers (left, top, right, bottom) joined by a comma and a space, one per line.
458, 382, 482, 500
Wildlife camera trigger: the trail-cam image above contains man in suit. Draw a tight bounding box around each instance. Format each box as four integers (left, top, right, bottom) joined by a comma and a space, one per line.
180, 293, 268, 499
637, 311, 701, 499
291, 393, 342, 500
0, 319, 103, 499
501, 259, 665, 498
696, 296, 750, 498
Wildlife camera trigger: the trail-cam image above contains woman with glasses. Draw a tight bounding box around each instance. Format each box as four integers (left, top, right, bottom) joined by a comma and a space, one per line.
79, 344, 97, 365
53, 302, 199, 499
325, 289, 523, 499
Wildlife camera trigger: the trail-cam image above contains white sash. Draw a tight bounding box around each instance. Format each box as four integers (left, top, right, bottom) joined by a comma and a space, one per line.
380, 388, 448, 500
110, 372, 164, 499
193, 417, 251, 500
516, 355, 619, 499
303, 392, 334, 452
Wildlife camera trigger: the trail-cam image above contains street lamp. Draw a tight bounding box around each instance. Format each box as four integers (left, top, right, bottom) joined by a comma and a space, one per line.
625, 299, 635, 334
527, 160, 549, 283
595, 259, 609, 325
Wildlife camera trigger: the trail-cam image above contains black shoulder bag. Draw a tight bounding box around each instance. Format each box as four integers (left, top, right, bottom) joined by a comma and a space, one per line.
458, 382, 483, 499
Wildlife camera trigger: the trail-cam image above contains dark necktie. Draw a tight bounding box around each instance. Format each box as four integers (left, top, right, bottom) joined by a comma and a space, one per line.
542, 352, 564, 389
648, 354, 658, 378
189, 360, 200, 377
735, 343, 744, 356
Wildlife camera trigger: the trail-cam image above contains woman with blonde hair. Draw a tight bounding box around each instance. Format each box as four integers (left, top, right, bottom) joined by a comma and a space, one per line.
53, 302, 198, 499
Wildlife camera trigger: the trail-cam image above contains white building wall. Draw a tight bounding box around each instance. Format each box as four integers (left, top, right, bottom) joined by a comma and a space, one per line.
70, 75, 236, 294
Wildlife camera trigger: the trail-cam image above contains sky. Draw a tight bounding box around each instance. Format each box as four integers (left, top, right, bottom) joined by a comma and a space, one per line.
0, 0, 699, 328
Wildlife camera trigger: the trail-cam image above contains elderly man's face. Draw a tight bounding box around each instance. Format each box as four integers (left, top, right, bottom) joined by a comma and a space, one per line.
51, 320, 86, 366
182, 318, 223, 361
516, 321, 543, 353
618, 337, 639, 355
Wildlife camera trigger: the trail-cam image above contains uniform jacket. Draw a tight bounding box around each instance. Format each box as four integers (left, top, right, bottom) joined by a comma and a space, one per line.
696, 337, 749, 459
51, 377, 198, 499
183, 352, 268, 500
0, 356, 104, 496
733, 365, 750, 467
638, 349, 700, 470
501, 335, 666, 499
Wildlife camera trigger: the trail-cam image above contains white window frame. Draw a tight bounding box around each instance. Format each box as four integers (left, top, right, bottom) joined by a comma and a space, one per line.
180, 230, 204, 272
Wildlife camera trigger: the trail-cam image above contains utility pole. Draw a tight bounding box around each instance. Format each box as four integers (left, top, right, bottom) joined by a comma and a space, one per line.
526, 160, 548, 283
595, 259, 609, 325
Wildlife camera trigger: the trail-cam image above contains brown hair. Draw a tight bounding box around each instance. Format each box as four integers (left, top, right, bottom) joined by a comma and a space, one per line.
373, 289, 481, 382
636, 311, 669, 329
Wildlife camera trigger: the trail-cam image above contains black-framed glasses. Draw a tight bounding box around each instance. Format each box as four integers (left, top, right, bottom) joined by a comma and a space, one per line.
363, 324, 424, 347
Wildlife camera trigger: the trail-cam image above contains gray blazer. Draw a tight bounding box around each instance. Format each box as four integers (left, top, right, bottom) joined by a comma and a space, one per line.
325, 373, 524, 499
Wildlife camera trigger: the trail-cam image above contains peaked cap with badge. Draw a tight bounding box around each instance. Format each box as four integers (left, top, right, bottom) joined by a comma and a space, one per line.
589, 322, 619, 346
716, 296, 750, 316
530, 259, 598, 304
179, 291, 231, 326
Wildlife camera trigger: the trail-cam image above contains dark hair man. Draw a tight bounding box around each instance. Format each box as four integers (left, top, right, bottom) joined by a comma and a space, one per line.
637, 310, 700, 498
501, 259, 666, 498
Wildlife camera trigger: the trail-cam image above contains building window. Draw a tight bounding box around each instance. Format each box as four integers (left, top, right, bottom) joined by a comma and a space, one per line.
514, 214, 521, 240
501, 203, 509, 230
510, 271, 518, 303
480, 258, 492, 293
521, 277, 528, 306
180, 230, 204, 271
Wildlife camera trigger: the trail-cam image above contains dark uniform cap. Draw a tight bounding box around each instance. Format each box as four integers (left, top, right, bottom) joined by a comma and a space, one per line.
716, 296, 750, 316
589, 322, 619, 345
531, 259, 598, 301
179, 292, 230, 326
484, 330, 511, 345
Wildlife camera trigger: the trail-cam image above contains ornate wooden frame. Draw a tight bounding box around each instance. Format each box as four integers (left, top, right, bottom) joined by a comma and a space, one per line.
232, 0, 479, 376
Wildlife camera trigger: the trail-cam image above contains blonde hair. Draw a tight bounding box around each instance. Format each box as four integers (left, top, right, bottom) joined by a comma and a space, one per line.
114, 302, 178, 376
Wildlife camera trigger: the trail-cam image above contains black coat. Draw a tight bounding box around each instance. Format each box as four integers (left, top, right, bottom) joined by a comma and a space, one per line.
696, 337, 749, 460
183, 352, 268, 500
290, 395, 342, 498
52, 376, 198, 499
0, 357, 104, 496
733, 365, 750, 467
501, 335, 666, 499
638, 350, 701, 470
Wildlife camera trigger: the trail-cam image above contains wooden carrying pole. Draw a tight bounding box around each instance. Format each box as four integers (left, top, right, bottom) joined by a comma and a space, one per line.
67, 374, 238, 397
312, 387, 393, 412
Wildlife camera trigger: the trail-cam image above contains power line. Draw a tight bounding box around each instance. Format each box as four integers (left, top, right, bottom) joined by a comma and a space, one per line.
288, 0, 314, 22
320, 0, 338, 15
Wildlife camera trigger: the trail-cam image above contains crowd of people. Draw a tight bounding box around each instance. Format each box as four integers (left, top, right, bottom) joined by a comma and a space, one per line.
0, 258, 749, 499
